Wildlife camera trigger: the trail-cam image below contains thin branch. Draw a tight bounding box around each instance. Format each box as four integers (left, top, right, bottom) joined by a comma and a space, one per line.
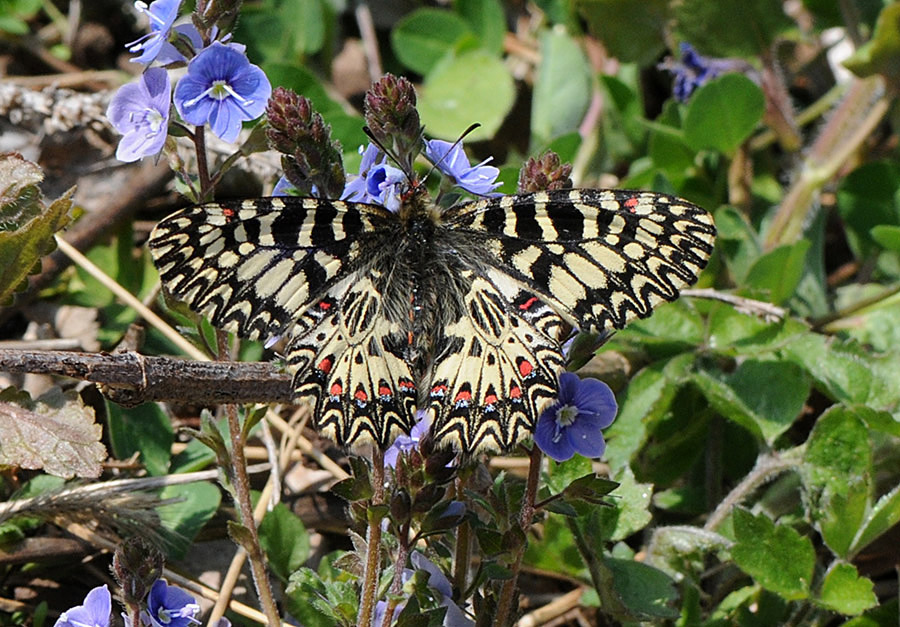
0, 349, 292, 405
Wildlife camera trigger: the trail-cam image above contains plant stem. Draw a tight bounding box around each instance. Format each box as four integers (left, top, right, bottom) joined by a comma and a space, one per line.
216, 331, 282, 626
358, 449, 386, 627
194, 125, 213, 201
452, 472, 472, 594
705, 450, 800, 531
495, 444, 542, 625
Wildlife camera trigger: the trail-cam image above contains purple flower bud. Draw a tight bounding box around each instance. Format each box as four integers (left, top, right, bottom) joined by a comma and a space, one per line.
517, 151, 573, 193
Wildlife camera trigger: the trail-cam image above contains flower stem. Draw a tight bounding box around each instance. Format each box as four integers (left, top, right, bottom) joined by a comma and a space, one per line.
358, 449, 386, 627
216, 330, 281, 626
194, 124, 213, 201
495, 444, 542, 625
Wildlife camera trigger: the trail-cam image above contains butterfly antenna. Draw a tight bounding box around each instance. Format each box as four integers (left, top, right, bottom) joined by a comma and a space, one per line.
421, 123, 482, 184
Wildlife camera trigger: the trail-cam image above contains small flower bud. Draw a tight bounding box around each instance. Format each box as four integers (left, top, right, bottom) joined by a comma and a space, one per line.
517, 151, 573, 193
112, 537, 164, 604
364, 74, 423, 173
266, 87, 345, 198
390, 488, 412, 524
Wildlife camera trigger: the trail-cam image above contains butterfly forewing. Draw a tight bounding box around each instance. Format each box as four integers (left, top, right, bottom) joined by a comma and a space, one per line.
149, 197, 391, 342
443, 189, 716, 334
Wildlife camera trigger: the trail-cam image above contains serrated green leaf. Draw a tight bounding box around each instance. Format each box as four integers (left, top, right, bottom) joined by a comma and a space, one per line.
674, 0, 794, 58
285, 568, 338, 627
106, 402, 173, 476
802, 406, 873, 556
417, 49, 514, 141
531, 29, 592, 147
0, 154, 71, 303
391, 8, 473, 75
817, 562, 877, 616
684, 74, 765, 154
0, 387, 106, 479
596, 467, 652, 541
578, 0, 669, 65
731, 508, 815, 601
260, 501, 310, 581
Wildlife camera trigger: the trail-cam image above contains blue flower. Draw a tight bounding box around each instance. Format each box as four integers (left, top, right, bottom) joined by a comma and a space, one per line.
661, 43, 746, 102
342, 143, 406, 212
424, 139, 501, 196
155, 25, 246, 65
384, 410, 431, 468
126, 0, 182, 65
145, 579, 200, 627
107, 67, 171, 162
534, 372, 617, 462
174, 41, 271, 143
53, 584, 111, 627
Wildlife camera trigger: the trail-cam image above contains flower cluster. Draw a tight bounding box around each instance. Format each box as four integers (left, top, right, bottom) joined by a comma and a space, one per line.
53, 579, 200, 627
108, 0, 271, 162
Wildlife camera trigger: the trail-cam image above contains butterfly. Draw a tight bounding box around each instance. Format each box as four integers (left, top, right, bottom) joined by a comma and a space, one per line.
148, 185, 715, 455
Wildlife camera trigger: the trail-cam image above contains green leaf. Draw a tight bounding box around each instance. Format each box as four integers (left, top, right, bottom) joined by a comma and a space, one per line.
285, 568, 340, 626
260, 501, 310, 582
523, 514, 585, 578
817, 562, 877, 616
844, 3, 900, 81
417, 49, 514, 141
106, 402, 174, 476
803, 406, 873, 557
744, 240, 811, 305
594, 467, 652, 541
673, 0, 794, 58
836, 161, 900, 258
0, 154, 71, 303
578, 0, 669, 65
851, 482, 900, 556
530, 29, 593, 147
871, 224, 900, 251
603, 354, 694, 470
683, 74, 764, 154
546, 456, 593, 494
391, 8, 474, 75
157, 481, 221, 560
781, 334, 881, 406
0, 387, 106, 479
731, 508, 815, 601
603, 556, 679, 619
692, 359, 809, 444
456, 0, 505, 55
236, 0, 327, 62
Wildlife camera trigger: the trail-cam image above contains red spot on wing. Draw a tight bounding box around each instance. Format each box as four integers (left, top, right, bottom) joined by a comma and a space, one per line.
484, 394, 498, 405
509, 384, 522, 399
378, 384, 392, 397
354, 388, 368, 402
518, 359, 534, 377
430, 383, 448, 397
519, 296, 539, 311
317, 357, 333, 374
318, 300, 332, 310
329, 382, 343, 396
454, 390, 472, 403
624, 196, 639, 212
399, 378, 416, 392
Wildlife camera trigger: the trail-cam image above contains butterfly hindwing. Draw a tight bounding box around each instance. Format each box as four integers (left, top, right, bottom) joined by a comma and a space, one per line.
428, 269, 565, 454
443, 189, 716, 334
286, 275, 417, 448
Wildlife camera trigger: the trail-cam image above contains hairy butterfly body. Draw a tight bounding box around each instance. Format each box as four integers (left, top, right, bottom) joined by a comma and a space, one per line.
149, 187, 715, 455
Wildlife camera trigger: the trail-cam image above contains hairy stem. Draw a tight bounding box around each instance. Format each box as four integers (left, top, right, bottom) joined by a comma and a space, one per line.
359, 450, 386, 627
216, 331, 281, 626
495, 444, 542, 625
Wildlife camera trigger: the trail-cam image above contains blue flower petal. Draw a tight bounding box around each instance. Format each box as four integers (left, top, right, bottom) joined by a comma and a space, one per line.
565, 420, 607, 459
534, 405, 575, 462
557, 371, 580, 403
572, 378, 617, 429
54, 585, 111, 627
